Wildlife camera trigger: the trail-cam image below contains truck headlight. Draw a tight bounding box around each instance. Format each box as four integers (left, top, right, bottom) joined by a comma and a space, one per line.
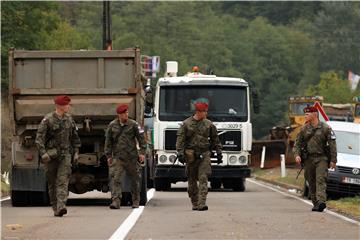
169, 155, 176, 163
159, 155, 167, 163
239, 156, 247, 164
229, 155, 237, 164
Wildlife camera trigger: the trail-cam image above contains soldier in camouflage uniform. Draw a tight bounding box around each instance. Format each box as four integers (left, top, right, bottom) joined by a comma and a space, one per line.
293, 105, 337, 212
35, 95, 81, 217
105, 104, 146, 209
176, 99, 222, 211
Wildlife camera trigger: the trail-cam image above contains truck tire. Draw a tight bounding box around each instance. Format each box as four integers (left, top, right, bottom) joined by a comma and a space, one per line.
222, 179, 232, 189
154, 178, 170, 191
140, 166, 148, 206
11, 190, 28, 206
210, 179, 221, 189
232, 178, 246, 192
28, 191, 50, 206
303, 181, 310, 199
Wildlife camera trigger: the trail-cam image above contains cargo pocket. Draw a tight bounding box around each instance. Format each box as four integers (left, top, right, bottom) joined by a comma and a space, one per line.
185, 149, 195, 164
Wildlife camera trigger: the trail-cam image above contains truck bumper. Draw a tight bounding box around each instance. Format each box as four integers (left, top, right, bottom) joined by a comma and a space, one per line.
155, 166, 251, 180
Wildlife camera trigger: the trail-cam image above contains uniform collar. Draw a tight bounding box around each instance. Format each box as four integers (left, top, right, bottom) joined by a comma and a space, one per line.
53, 111, 67, 120
117, 118, 128, 126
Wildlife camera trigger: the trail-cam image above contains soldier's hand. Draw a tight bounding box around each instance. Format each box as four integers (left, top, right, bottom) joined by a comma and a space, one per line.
329, 162, 336, 170
295, 156, 302, 165
73, 152, 79, 165
41, 153, 51, 163
138, 154, 145, 164
177, 151, 185, 164
107, 157, 113, 166
216, 152, 223, 164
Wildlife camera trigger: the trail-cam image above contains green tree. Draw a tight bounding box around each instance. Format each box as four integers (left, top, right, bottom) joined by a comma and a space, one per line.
312, 2, 360, 73
305, 71, 360, 103
1, 2, 60, 88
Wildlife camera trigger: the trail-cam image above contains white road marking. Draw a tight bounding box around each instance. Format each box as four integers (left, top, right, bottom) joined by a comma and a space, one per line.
109, 188, 155, 240
248, 178, 360, 226
1, 196, 10, 202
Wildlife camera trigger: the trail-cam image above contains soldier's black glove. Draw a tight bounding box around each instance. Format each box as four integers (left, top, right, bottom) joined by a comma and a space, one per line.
177, 151, 185, 164
216, 152, 223, 164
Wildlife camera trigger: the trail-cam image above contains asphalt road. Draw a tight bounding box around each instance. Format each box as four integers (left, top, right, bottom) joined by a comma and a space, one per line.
1, 179, 359, 240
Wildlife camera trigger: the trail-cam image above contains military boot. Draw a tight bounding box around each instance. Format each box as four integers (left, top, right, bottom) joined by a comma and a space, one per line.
54, 207, 67, 217
198, 205, 208, 211
109, 198, 120, 209
132, 201, 139, 209
312, 201, 326, 212
191, 197, 198, 211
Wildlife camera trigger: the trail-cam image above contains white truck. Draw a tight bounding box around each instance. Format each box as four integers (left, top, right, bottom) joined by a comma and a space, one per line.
152, 62, 253, 191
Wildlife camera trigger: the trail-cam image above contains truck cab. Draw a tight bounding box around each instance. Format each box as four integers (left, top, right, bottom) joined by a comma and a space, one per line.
152, 62, 251, 191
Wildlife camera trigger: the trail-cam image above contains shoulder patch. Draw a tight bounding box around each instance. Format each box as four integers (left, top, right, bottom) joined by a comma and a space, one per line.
41, 118, 48, 123
330, 129, 336, 140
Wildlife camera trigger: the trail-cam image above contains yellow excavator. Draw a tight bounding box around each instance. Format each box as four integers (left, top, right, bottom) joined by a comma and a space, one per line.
252, 96, 323, 168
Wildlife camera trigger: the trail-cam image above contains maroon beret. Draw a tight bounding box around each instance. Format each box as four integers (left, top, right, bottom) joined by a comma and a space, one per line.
303, 105, 317, 113
54, 95, 71, 105
116, 104, 128, 114
194, 101, 209, 111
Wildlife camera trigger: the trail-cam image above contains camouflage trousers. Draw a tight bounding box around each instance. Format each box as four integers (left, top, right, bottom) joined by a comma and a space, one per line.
109, 158, 140, 204
44, 153, 72, 213
185, 150, 212, 208
304, 155, 328, 205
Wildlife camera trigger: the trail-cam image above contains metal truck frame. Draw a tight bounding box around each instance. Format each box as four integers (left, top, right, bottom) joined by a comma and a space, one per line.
8, 48, 148, 206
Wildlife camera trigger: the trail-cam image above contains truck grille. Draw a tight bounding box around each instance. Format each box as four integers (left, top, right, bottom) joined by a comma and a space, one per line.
338, 166, 358, 175
164, 129, 242, 151
219, 130, 241, 151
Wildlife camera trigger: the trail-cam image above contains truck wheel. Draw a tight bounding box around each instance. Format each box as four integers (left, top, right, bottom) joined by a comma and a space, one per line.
303, 181, 310, 199
11, 190, 28, 206
222, 179, 232, 189
140, 166, 148, 206
232, 178, 246, 192
210, 180, 221, 189
146, 165, 154, 188
28, 191, 50, 206
154, 178, 170, 191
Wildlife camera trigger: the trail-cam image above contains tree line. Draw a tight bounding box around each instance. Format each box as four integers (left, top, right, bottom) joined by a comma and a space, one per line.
2, 1, 360, 138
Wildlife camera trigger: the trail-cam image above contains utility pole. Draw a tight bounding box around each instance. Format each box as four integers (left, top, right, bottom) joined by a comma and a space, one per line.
103, 1, 112, 50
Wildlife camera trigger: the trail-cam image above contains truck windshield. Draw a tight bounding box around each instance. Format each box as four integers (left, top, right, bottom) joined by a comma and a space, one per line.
289, 102, 316, 115
159, 85, 248, 122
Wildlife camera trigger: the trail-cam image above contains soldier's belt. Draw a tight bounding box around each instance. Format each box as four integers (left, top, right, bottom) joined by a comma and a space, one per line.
308, 153, 325, 157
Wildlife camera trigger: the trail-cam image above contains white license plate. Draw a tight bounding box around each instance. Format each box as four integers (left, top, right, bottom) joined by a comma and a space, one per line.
342, 177, 360, 185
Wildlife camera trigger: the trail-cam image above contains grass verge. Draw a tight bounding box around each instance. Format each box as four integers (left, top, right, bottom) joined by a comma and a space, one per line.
328, 196, 360, 219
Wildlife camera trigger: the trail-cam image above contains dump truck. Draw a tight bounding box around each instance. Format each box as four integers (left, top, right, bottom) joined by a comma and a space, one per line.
8, 47, 149, 206
251, 96, 323, 168
152, 62, 254, 191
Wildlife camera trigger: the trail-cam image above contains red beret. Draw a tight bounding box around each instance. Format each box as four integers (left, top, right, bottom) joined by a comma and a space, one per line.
194, 102, 209, 111
303, 105, 317, 113
116, 104, 128, 114
54, 95, 71, 105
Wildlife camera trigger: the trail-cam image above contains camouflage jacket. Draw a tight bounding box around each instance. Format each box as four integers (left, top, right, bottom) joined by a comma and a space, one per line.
104, 118, 146, 160
293, 121, 337, 163
35, 112, 81, 156
176, 116, 222, 154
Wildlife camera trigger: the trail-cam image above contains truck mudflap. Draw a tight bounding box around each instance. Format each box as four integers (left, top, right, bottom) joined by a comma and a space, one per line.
11, 167, 49, 206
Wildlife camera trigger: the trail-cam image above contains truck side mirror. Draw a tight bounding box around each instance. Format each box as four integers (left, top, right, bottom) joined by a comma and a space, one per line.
252, 90, 260, 114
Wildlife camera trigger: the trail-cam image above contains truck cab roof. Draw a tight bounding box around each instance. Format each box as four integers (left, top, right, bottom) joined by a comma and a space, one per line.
157, 72, 248, 87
